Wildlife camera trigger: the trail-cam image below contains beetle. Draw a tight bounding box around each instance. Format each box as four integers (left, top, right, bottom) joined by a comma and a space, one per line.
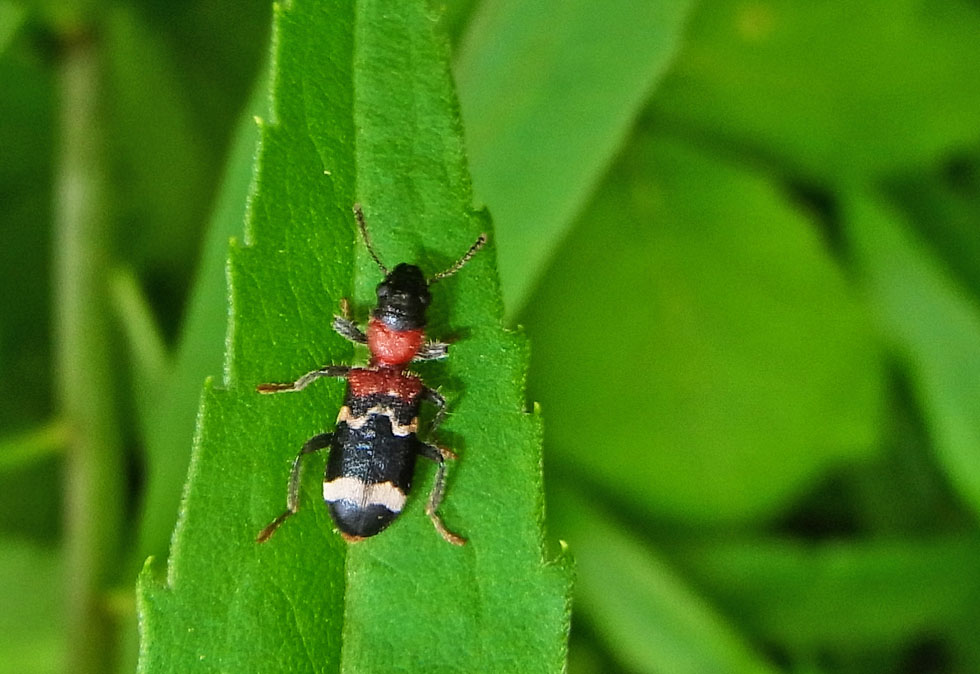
255, 204, 486, 546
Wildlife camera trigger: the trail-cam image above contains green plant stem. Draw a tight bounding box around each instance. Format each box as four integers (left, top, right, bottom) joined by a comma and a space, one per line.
54, 28, 125, 674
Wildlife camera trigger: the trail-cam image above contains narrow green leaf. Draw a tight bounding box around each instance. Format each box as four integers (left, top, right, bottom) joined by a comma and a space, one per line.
845, 194, 980, 519
341, 3, 570, 671
139, 1, 570, 672
0, 420, 68, 472
455, 0, 696, 313
137, 0, 355, 669
526, 130, 882, 523
551, 487, 779, 674
109, 266, 168, 408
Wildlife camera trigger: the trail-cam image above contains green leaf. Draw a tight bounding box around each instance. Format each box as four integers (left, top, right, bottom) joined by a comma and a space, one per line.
454, 0, 696, 313
139, 1, 570, 672
671, 536, 980, 649
0, 1, 27, 56
526, 130, 883, 523
103, 3, 215, 276
133, 64, 269, 568
845, 193, 980, 519
649, 0, 980, 185
0, 539, 63, 674
551, 487, 779, 674
137, 0, 355, 668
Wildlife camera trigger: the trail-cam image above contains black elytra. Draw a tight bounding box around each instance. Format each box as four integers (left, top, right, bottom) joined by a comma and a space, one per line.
255, 204, 487, 546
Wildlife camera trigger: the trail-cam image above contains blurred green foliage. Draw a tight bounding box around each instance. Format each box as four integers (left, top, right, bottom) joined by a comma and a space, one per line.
2, 0, 979, 672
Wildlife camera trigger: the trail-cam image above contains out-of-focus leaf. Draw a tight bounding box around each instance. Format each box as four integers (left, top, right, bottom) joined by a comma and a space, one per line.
888, 146, 980, 301
133, 64, 268, 568
526, 131, 882, 523
103, 3, 212, 281
0, 539, 63, 674
551, 487, 779, 674
0, 421, 67, 472
845, 194, 980, 520
671, 536, 980, 649
650, 0, 980, 185
455, 0, 696, 313
0, 1, 27, 55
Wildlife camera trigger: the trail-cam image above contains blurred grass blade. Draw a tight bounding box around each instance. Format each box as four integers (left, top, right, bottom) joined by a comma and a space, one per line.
455, 0, 696, 314
0, 421, 68, 472
551, 487, 779, 674
109, 266, 169, 415
846, 194, 980, 519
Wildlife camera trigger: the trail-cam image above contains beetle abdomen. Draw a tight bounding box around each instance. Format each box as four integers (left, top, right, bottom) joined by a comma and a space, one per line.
324, 390, 422, 538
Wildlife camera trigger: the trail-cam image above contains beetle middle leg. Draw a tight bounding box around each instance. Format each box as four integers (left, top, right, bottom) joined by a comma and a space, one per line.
418, 441, 465, 546
257, 432, 334, 542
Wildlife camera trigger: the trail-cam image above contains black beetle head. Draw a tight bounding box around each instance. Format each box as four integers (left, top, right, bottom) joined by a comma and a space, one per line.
372, 263, 431, 331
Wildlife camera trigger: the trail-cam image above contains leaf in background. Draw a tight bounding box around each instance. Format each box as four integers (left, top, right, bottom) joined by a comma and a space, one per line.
0, 539, 63, 674
649, 0, 980, 185
0, 1, 26, 56
137, 0, 355, 668
0, 30, 59, 543
454, 0, 696, 314
845, 194, 980, 520
888, 146, 980, 301
139, 0, 571, 671
551, 487, 779, 674
133, 66, 269, 568
102, 3, 215, 285
670, 536, 980, 650
526, 130, 883, 523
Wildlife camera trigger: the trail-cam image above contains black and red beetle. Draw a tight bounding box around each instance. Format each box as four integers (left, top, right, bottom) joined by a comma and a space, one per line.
256, 204, 486, 546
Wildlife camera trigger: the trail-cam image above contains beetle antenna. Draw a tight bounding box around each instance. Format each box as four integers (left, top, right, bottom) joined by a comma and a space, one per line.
430, 233, 487, 283
352, 203, 388, 274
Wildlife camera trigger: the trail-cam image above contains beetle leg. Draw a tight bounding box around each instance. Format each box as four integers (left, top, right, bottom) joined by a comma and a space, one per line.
413, 340, 450, 361
257, 432, 334, 542
256, 365, 350, 393
418, 441, 465, 546
332, 298, 367, 344
421, 387, 447, 433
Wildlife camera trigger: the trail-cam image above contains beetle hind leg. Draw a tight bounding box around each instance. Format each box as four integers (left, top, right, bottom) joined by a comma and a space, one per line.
256, 432, 333, 542
419, 442, 466, 546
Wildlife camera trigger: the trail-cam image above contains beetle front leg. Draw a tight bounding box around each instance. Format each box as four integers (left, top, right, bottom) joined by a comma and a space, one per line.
256, 365, 350, 394
332, 298, 367, 344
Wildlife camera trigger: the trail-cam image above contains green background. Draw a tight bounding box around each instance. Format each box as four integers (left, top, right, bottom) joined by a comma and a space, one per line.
2, 0, 980, 672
